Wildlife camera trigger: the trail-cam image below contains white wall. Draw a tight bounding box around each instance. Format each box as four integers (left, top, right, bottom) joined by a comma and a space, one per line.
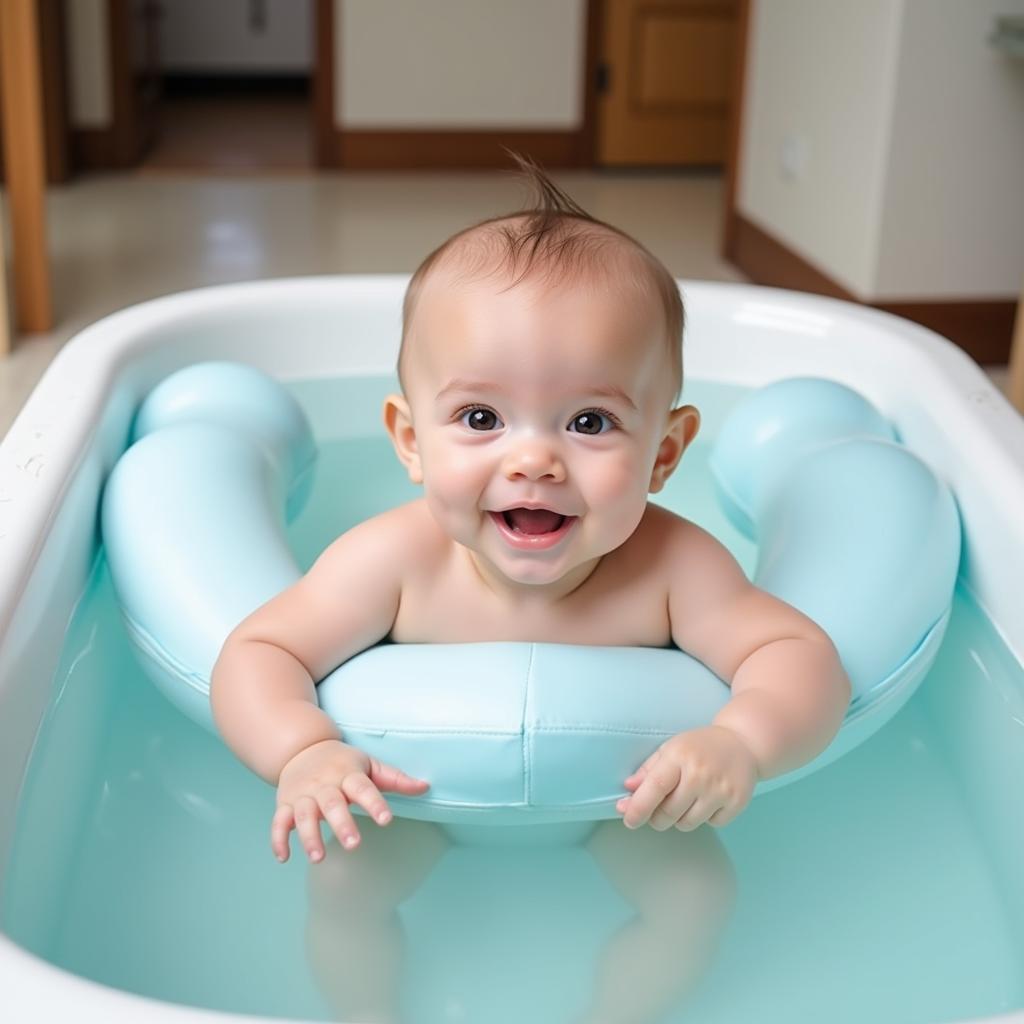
64, 0, 111, 127
875, 0, 1024, 299
737, 0, 903, 297
64, 0, 586, 131
159, 0, 313, 74
738, 0, 1024, 301
336, 0, 586, 128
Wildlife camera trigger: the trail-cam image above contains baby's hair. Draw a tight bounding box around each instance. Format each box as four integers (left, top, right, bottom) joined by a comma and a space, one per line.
398, 150, 684, 406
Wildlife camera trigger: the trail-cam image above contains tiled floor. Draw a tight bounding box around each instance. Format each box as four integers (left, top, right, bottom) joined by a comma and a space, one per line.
0, 169, 747, 436
0, 168, 1014, 437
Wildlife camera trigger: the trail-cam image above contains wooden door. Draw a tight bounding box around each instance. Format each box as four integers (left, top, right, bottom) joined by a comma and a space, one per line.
597, 0, 738, 166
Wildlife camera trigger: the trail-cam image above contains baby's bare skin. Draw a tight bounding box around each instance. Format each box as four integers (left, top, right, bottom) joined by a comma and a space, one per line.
389, 497, 678, 646
211, 228, 851, 865
303, 815, 735, 1024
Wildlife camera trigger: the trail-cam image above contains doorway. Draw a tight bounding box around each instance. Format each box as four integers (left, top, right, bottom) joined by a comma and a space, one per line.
139, 0, 315, 173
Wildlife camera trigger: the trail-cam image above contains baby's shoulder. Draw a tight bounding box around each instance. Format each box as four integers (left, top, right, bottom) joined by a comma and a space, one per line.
634, 502, 721, 552
637, 503, 748, 605
629, 503, 738, 576
315, 499, 448, 582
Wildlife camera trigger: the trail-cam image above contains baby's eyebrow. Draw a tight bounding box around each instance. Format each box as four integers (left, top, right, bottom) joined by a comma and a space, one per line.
581, 384, 638, 411
435, 378, 638, 412
435, 378, 504, 401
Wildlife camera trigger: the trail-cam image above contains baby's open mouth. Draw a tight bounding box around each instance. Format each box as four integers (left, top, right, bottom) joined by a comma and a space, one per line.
487, 508, 577, 550
495, 508, 570, 535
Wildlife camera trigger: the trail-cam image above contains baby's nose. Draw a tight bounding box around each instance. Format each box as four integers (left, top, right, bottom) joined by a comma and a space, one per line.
502, 439, 567, 482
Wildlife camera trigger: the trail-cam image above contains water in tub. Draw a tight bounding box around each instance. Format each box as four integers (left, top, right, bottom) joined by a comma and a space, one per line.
3, 378, 1023, 1023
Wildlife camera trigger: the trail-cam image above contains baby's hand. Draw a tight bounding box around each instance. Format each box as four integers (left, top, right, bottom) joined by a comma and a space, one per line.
272, 738, 429, 863
616, 726, 757, 832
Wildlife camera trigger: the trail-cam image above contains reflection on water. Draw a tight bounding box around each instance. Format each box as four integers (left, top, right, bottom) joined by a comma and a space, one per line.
2, 553, 739, 1024
305, 819, 734, 1024
3, 380, 1023, 1021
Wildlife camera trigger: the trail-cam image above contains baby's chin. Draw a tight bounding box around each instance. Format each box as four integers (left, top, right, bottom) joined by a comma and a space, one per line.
469, 545, 606, 596
493, 562, 574, 587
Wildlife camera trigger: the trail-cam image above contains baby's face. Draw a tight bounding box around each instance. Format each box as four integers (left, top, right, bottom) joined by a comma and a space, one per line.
384, 270, 699, 598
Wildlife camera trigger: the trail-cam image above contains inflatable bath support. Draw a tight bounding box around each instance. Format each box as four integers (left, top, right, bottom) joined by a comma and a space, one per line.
102, 363, 960, 824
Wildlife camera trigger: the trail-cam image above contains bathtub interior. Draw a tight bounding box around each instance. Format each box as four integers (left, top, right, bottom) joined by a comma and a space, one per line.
0, 279, 1023, 1023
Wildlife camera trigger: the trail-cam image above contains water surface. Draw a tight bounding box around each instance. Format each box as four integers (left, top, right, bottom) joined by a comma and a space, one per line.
3, 379, 1022, 1023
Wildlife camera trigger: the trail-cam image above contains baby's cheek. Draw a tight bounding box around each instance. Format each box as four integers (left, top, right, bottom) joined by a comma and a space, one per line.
416, 442, 452, 489
587, 456, 648, 534
421, 450, 484, 531
587, 453, 642, 503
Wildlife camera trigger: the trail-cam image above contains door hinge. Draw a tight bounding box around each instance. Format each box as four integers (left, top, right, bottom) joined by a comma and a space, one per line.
596, 63, 611, 94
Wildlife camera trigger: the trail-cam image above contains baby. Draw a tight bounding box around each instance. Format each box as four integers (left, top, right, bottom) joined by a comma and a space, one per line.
211, 159, 851, 865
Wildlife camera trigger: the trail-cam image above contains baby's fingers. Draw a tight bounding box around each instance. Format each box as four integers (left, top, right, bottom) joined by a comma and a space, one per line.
271, 803, 296, 862
367, 759, 431, 796
341, 772, 395, 827
620, 763, 682, 829
316, 786, 362, 851
675, 794, 726, 832
294, 794, 328, 863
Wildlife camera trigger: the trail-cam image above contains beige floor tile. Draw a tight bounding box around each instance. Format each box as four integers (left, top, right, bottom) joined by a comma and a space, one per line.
0, 169, 1015, 436
0, 169, 744, 436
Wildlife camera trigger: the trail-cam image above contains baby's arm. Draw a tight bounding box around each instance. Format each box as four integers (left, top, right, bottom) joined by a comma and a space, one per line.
211, 509, 429, 862
619, 519, 851, 832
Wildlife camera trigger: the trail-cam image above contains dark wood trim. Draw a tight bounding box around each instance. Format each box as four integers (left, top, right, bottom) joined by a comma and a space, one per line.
108, 0, 140, 166
730, 213, 853, 300
71, 127, 120, 169
729, 213, 1016, 364
313, 0, 335, 168
578, 0, 603, 166
323, 0, 599, 170
38, 0, 70, 182
875, 300, 1017, 366
332, 131, 591, 171
722, 0, 751, 260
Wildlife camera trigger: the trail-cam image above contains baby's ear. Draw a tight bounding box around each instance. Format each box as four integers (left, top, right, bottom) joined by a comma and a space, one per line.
383, 394, 424, 485
649, 404, 700, 493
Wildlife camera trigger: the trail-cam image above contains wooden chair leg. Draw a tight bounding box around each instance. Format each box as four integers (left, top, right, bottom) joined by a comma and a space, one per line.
0, 0, 53, 336
1008, 278, 1024, 414
0, 204, 10, 357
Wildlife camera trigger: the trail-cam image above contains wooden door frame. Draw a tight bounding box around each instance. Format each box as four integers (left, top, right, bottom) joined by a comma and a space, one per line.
721, 0, 750, 263
85, 0, 602, 172
313, 0, 335, 168
73, 0, 148, 169
0, 0, 53, 336
94, 0, 339, 171
0, 0, 71, 185
313, 0, 603, 170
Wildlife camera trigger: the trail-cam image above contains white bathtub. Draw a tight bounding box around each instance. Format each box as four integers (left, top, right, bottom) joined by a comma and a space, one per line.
1, 277, 1022, 1023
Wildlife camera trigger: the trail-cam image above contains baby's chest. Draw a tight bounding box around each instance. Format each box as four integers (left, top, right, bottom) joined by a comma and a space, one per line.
389, 570, 673, 647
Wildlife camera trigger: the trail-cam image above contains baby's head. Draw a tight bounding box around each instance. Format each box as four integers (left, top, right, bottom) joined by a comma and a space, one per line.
397, 160, 684, 408
384, 156, 700, 595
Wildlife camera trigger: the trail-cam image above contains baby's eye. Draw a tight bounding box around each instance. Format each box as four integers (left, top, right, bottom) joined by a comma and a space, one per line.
459, 406, 504, 431
568, 409, 616, 435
